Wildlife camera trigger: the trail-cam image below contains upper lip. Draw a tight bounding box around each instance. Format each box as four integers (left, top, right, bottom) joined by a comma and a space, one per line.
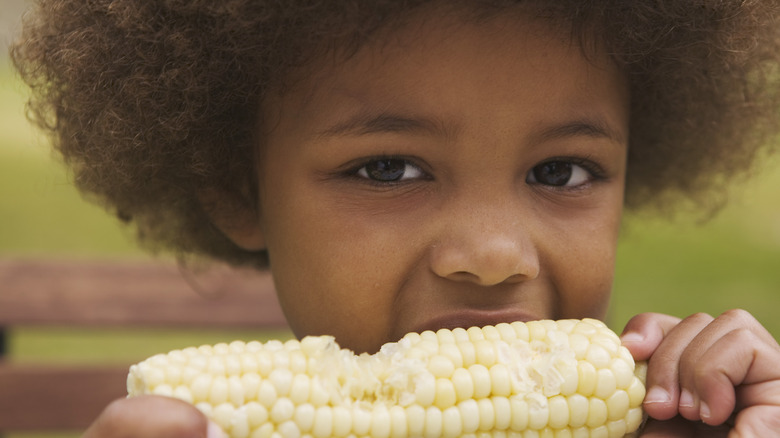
412, 308, 541, 334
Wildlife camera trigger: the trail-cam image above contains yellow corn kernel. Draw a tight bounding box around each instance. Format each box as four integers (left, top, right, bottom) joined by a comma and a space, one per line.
128, 318, 646, 437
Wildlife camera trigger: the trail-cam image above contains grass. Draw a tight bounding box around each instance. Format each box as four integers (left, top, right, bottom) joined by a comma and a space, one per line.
1, 60, 779, 436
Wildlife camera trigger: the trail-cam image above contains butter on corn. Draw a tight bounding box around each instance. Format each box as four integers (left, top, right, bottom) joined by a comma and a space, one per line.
127, 318, 646, 438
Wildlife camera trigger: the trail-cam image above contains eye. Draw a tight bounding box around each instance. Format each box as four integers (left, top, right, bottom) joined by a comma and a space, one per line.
356, 158, 424, 183
526, 160, 593, 187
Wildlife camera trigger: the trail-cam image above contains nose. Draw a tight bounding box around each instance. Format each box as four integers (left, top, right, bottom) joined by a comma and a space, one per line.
429, 199, 540, 286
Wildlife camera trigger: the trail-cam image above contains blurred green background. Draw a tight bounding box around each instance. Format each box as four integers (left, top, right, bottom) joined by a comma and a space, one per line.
1, 0, 779, 435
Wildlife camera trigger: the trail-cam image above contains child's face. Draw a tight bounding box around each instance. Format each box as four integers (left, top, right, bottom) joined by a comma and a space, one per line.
242, 8, 629, 353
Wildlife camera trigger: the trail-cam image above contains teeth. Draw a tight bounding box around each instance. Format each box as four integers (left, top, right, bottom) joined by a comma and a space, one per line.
128, 318, 647, 438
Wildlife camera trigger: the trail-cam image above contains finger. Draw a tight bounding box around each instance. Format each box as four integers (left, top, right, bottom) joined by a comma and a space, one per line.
676, 309, 780, 425
730, 404, 780, 437
716, 309, 780, 349
620, 312, 682, 361
690, 329, 780, 426
640, 313, 714, 421
84, 395, 220, 438
736, 379, 780, 411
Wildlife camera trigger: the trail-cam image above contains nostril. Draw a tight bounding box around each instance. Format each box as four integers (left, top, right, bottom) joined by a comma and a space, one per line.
446, 270, 528, 286
504, 273, 526, 283
448, 271, 480, 282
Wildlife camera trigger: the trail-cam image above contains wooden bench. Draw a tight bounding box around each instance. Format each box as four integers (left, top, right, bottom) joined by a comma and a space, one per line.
0, 258, 289, 433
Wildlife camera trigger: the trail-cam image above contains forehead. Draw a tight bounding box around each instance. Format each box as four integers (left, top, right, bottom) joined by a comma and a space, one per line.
261, 5, 628, 142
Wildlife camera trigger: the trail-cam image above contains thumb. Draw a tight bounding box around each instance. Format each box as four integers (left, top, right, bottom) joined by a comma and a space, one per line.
84, 395, 219, 438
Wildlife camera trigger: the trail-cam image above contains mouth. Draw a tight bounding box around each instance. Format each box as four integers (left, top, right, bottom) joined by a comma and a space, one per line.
412, 308, 541, 334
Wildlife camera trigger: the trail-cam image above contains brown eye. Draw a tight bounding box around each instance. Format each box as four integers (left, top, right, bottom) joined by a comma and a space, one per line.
527, 161, 590, 187
357, 159, 423, 182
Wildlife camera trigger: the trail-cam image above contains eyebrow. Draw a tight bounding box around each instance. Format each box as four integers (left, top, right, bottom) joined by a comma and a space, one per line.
316, 112, 448, 139
316, 111, 624, 144
536, 119, 625, 144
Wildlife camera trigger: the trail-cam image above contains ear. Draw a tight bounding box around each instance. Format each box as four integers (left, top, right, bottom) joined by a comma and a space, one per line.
199, 187, 265, 251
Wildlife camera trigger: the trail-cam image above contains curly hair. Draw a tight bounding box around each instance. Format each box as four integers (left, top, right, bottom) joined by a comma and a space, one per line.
11, 0, 780, 267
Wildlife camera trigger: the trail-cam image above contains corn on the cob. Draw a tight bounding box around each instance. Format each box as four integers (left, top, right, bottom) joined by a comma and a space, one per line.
127, 318, 646, 438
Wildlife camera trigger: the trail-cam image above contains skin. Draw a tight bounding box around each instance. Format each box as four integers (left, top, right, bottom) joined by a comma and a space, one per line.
83, 5, 780, 438
251, 8, 628, 354
622, 311, 780, 437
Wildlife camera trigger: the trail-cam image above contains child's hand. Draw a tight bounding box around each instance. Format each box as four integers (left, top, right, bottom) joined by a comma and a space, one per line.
83, 395, 224, 438
620, 310, 780, 437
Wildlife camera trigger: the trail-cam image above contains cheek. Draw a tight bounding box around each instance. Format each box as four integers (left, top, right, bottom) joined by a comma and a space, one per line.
261, 188, 419, 352
559, 248, 616, 319
551, 204, 622, 319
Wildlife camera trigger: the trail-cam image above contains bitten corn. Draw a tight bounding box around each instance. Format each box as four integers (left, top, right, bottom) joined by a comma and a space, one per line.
127, 318, 646, 438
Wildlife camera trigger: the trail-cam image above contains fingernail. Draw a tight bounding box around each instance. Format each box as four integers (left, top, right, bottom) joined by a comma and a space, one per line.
643, 386, 671, 405
207, 421, 226, 438
620, 332, 644, 343
700, 401, 711, 420
679, 388, 695, 408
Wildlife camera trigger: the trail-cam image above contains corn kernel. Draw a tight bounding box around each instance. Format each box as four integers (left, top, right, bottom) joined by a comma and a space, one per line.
127, 319, 646, 438
457, 399, 480, 434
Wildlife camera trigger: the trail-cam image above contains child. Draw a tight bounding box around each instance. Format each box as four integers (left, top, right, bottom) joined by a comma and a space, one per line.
11, 1, 780, 436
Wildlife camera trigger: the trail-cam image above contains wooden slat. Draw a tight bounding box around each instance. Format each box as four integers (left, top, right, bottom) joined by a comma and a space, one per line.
0, 258, 288, 328
0, 258, 292, 432
0, 363, 129, 430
